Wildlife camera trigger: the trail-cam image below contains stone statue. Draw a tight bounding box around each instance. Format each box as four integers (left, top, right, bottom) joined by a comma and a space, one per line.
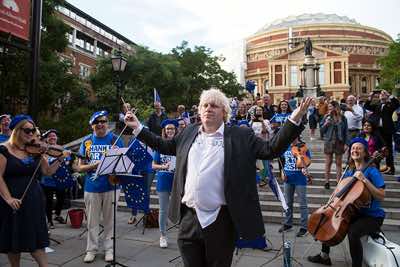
304, 37, 312, 56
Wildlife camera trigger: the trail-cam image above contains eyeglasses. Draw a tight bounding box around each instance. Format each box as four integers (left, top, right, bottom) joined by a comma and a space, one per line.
94, 120, 108, 125
21, 128, 36, 134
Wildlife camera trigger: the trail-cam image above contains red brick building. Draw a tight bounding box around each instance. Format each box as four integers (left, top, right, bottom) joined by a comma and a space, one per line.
56, 2, 136, 79
245, 14, 393, 102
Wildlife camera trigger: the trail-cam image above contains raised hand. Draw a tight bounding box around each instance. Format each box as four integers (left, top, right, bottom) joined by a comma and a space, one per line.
124, 111, 140, 130
290, 97, 313, 123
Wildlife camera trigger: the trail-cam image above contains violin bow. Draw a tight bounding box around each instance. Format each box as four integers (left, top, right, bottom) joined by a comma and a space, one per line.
18, 156, 43, 205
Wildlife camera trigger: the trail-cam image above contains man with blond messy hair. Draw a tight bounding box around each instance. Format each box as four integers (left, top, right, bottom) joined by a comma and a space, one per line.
124, 88, 312, 267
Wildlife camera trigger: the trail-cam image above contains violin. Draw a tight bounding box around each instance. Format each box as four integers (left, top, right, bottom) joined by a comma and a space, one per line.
24, 140, 84, 159
291, 141, 313, 184
307, 152, 384, 246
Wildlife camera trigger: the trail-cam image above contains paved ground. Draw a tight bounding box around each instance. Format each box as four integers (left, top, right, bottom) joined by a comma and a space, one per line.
1, 211, 399, 267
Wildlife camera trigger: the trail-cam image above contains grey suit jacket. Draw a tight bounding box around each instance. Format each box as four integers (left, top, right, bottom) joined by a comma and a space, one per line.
137, 120, 303, 240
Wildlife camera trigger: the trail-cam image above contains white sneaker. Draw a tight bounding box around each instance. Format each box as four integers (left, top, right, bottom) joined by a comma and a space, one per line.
159, 235, 168, 248
105, 251, 114, 262
83, 252, 96, 263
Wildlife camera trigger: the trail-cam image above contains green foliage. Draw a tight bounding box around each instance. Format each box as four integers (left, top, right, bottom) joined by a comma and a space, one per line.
40, 106, 93, 144
0, 0, 89, 142
378, 34, 400, 92
91, 41, 243, 113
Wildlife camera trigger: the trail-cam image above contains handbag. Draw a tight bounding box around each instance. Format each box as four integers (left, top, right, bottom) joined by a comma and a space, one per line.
144, 209, 159, 228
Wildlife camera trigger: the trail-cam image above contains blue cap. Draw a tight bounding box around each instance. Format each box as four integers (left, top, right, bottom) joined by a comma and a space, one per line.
42, 129, 58, 138
237, 120, 250, 127
160, 119, 178, 129
349, 137, 369, 151
89, 110, 108, 125
9, 114, 34, 130
0, 114, 11, 121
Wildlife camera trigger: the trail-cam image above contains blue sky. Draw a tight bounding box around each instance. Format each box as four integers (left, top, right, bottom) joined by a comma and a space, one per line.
67, 0, 398, 54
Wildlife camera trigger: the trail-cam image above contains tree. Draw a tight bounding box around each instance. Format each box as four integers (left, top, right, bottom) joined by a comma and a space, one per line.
379, 34, 400, 94
91, 41, 243, 114
171, 41, 242, 106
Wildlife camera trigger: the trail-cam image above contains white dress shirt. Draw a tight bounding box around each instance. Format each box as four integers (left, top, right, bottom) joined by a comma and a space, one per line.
182, 123, 226, 228
344, 104, 364, 130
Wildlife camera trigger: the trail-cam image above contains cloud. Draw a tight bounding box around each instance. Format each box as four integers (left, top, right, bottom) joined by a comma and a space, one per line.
67, 0, 398, 54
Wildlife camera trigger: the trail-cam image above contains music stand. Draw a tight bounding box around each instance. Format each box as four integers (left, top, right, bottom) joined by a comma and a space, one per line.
95, 147, 134, 267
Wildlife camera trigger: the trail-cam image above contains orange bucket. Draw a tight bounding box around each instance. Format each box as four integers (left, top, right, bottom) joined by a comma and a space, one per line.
68, 208, 85, 228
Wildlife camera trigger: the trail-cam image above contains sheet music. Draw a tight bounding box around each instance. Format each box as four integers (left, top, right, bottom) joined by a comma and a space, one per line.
94, 148, 134, 178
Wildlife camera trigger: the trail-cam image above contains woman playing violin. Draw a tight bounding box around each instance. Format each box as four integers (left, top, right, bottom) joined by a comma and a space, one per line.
279, 137, 311, 237
0, 115, 68, 267
308, 137, 385, 267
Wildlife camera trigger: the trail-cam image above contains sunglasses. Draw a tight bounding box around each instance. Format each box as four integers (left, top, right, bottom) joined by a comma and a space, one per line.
21, 128, 36, 134
94, 119, 108, 125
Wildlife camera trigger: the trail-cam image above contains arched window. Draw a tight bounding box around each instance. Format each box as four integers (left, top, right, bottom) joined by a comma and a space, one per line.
362, 77, 368, 94
290, 65, 298, 86
375, 77, 380, 89
264, 80, 269, 92
349, 76, 353, 92
319, 64, 325, 85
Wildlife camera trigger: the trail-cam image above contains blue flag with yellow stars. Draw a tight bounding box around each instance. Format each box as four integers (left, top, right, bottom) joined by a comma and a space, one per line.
126, 138, 153, 174
118, 174, 149, 213
50, 157, 75, 189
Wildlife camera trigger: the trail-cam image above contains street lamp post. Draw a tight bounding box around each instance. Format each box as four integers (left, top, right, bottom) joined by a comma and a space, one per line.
111, 49, 127, 122
108, 49, 128, 267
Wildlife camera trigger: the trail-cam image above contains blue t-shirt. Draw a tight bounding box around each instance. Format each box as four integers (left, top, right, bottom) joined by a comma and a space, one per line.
343, 167, 385, 218
79, 132, 124, 193
0, 134, 9, 143
271, 113, 291, 126
41, 157, 57, 188
282, 147, 311, 186
154, 152, 175, 192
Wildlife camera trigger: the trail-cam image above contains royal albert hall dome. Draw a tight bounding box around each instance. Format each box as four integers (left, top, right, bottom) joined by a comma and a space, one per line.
245, 13, 393, 101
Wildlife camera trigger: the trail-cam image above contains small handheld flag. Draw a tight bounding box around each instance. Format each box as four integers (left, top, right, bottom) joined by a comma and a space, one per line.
50, 157, 75, 189
265, 160, 288, 211
126, 139, 153, 174
119, 174, 149, 213
154, 88, 161, 104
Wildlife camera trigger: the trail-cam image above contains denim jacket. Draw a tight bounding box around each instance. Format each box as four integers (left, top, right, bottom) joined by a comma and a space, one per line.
320, 115, 348, 144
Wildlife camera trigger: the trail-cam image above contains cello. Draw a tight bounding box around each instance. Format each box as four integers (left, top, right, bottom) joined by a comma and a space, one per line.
307, 152, 383, 246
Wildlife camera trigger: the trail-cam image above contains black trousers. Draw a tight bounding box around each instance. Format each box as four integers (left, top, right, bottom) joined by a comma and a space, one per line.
321, 215, 384, 267
43, 186, 66, 223
379, 127, 395, 172
177, 205, 236, 267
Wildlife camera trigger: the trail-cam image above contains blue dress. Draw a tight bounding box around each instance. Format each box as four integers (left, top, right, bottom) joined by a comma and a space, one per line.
0, 145, 49, 253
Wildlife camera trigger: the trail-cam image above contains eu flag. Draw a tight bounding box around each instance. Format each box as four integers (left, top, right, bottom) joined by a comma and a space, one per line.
119, 174, 149, 213
126, 139, 153, 174
265, 160, 288, 211
50, 157, 75, 189
154, 88, 161, 104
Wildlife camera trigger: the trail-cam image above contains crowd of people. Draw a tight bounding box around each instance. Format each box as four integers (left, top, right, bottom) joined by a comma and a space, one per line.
0, 88, 399, 267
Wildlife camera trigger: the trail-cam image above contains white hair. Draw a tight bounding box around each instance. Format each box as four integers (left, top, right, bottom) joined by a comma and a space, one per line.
199, 88, 231, 122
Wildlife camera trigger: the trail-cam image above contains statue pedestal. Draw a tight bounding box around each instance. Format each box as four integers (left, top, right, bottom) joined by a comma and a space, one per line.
300, 55, 319, 98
